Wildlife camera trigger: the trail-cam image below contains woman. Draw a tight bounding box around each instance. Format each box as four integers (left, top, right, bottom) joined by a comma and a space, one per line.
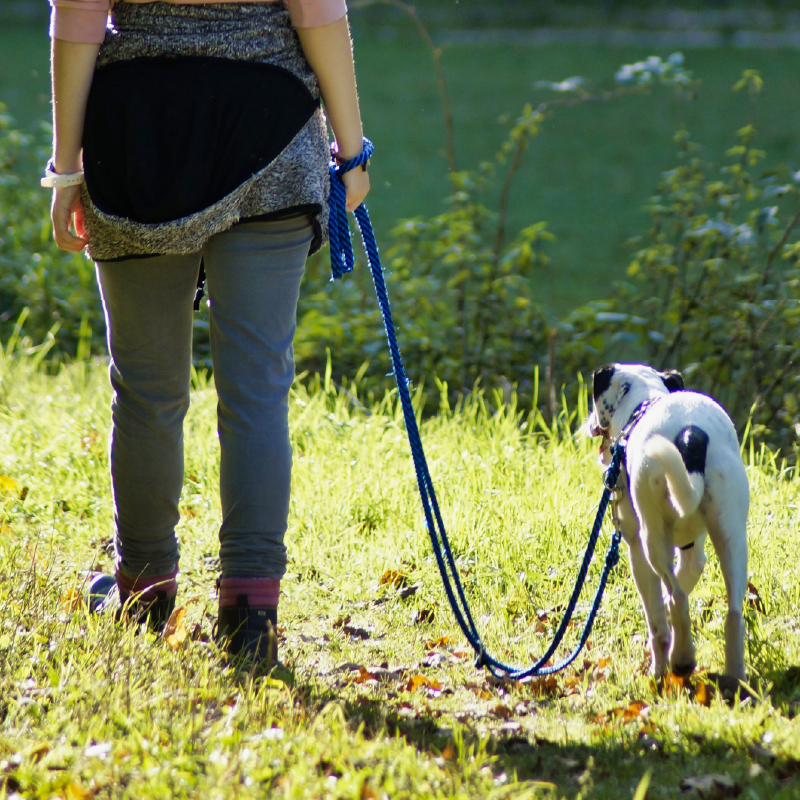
46, 0, 369, 665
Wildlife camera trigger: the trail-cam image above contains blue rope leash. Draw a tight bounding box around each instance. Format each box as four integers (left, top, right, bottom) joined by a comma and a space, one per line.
329, 138, 624, 678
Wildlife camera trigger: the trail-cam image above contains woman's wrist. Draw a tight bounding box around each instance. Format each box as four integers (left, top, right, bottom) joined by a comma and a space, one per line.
53, 152, 83, 174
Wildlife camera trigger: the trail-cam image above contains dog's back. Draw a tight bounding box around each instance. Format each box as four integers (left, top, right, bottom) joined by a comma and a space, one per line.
628, 390, 749, 531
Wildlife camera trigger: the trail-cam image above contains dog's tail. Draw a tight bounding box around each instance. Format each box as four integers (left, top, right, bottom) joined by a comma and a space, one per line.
643, 435, 704, 518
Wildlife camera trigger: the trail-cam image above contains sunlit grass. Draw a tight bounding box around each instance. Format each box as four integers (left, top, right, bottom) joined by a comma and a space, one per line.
1, 345, 800, 799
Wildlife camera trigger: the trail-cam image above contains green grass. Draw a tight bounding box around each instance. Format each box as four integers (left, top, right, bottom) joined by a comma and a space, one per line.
3, 20, 800, 312
2, 346, 800, 798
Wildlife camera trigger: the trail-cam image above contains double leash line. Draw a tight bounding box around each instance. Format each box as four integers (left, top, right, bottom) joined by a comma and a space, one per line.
330, 139, 628, 678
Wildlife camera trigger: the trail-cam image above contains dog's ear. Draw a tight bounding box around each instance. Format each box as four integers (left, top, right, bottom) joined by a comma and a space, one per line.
660, 369, 684, 392
592, 365, 616, 401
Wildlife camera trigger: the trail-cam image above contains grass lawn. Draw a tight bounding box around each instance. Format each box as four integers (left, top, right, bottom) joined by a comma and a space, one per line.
2, 19, 799, 313
2, 349, 800, 798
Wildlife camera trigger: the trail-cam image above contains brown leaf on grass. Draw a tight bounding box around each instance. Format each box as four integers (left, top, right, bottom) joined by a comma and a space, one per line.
661, 671, 691, 695
441, 744, 456, 760
359, 781, 379, 800
406, 674, 442, 693
163, 606, 187, 650
411, 607, 435, 625
679, 773, 740, 797
694, 679, 715, 707
65, 782, 95, 800
449, 648, 471, 660
380, 569, 409, 588
26, 743, 50, 763
605, 701, 649, 724
746, 581, 766, 614
348, 665, 405, 685
424, 636, 453, 649
333, 615, 351, 629
469, 686, 494, 701
527, 675, 559, 697
493, 703, 513, 718
60, 588, 84, 612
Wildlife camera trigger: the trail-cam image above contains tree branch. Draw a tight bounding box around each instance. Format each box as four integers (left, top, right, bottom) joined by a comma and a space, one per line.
349, 0, 457, 171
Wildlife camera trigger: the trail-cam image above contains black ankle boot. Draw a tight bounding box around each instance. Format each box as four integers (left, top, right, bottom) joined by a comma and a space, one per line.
216, 595, 278, 665
121, 590, 176, 632
87, 573, 175, 633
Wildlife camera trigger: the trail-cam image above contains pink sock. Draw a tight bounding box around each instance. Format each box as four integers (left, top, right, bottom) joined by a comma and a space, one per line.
219, 577, 280, 608
116, 568, 178, 602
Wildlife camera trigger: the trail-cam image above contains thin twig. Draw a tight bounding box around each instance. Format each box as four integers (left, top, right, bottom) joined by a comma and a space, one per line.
761, 205, 800, 286
349, 0, 457, 171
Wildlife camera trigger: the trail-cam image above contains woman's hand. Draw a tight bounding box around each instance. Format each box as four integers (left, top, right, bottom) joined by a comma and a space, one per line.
343, 166, 370, 212
51, 185, 88, 251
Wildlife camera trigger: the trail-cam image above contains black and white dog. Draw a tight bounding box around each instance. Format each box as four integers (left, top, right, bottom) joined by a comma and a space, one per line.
588, 364, 749, 681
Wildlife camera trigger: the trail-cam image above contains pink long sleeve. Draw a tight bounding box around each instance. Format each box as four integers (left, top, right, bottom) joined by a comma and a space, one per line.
287, 0, 347, 28
50, 0, 110, 43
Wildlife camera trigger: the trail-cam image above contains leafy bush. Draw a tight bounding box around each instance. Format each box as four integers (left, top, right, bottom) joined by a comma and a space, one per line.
0, 106, 103, 358
562, 71, 800, 454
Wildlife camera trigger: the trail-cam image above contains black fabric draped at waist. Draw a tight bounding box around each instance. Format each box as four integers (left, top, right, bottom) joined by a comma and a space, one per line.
82, 55, 319, 225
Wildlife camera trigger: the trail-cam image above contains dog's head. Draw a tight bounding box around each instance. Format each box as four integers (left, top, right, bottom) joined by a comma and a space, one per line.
588, 363, 684, 440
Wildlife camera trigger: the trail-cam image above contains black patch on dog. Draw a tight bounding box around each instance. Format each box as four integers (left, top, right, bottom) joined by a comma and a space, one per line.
674, 425, 709, 474
592, 365, 615, 401
661, 370, 685, 392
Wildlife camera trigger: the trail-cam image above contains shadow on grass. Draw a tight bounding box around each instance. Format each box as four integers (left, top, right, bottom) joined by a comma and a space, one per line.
296, 677, 800, 799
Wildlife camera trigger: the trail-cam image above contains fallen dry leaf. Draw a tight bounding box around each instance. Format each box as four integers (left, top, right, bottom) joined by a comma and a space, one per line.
493, 703, 513, 718
694, 679, 715, 707
406, 674, 442, 693
606, 701, 649, 724
424, 636, 453, 649
380, 569, 409, 588
411, 607, 435, 625
26, 742, 50, 763
661, 671, 691, 695
348, 665, 404, 685
60, 588, 84, 612
163, 606, 188, 650
527, 675, 559, 697
441, 744, 456, 760
65, 782, 95, 800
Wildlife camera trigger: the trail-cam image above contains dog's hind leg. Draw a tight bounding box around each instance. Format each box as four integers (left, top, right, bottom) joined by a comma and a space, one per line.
634, 463, 696, 676
643, 530, 696, 677
707, 515, 748, 681
675, 533, 708, 596
626, 536, 671, 677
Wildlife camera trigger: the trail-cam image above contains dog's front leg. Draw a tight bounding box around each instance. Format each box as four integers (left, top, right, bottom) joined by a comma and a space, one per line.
625, 534, 671, 677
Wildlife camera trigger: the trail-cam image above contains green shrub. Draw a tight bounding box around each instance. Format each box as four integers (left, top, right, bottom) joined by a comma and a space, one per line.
564, 71, 800, 454
0, 106, 103, 357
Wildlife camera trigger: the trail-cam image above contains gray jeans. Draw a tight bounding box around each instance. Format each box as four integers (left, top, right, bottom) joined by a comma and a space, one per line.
96, 216, 313, 580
